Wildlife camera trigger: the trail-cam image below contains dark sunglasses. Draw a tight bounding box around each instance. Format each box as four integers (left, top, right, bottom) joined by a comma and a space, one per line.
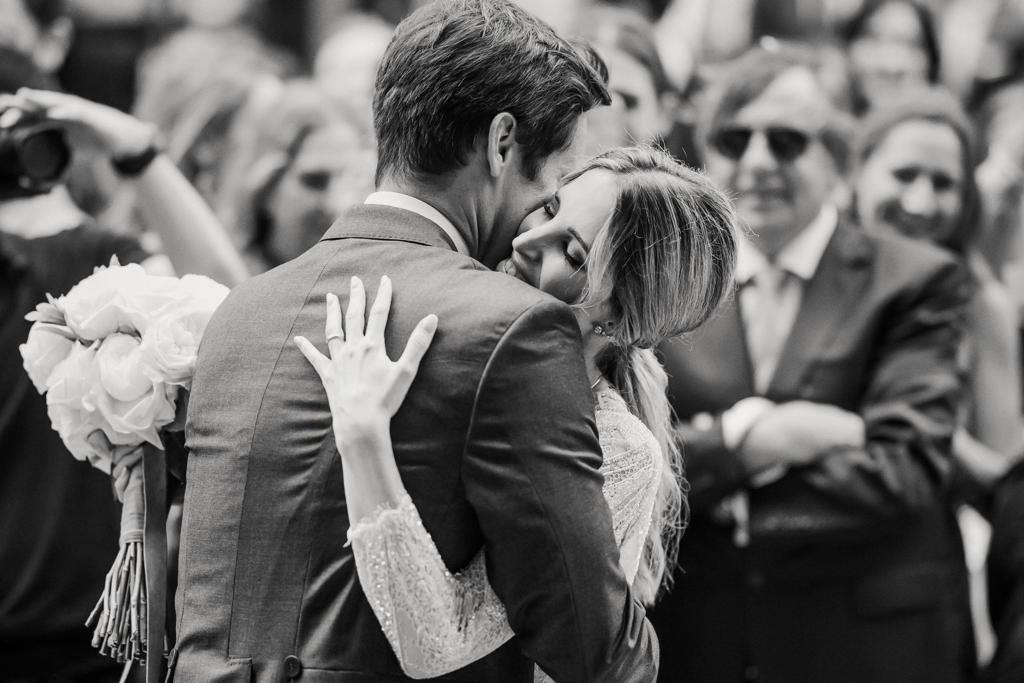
710, 126, 812, 162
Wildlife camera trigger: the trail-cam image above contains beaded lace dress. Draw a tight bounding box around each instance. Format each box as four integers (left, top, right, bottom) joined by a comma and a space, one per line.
347, 386, 663, 680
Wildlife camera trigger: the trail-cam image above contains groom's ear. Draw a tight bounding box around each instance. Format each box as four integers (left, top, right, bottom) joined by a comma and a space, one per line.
486, 112, 517, 179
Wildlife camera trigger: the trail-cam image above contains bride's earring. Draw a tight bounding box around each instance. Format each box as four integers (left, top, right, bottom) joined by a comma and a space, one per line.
592, 321, 614, 337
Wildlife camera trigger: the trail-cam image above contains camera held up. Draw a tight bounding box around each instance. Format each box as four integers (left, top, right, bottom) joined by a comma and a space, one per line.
0, 103, 71, 200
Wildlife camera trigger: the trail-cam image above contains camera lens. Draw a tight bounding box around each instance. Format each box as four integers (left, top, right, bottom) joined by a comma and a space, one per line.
18, 128, 70, 182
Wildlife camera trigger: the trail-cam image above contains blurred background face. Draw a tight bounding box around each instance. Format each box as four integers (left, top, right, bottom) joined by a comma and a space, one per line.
855, 119, 964, 244
704, 67, 839, 254
849, 2, 931, 109
314, 17, 394, 125
583, 44, 668, 151
499, 168, 617, 304
263, 122, 375, 261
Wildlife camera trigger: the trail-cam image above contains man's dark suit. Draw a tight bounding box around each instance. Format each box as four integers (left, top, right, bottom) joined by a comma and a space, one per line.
171, 205, 656, 681
652, 220, 974, 682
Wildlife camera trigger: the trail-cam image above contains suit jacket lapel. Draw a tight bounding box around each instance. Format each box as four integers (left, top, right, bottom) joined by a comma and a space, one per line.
766, 220, 873, 398
663, 297, 756, 413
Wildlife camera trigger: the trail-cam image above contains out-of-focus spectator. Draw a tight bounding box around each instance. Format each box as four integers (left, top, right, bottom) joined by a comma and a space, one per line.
0, 162, 148, 682
215, 79, 376, 273
853, 87, 1023, 491
841, 0, 941, 114
0, 40, 116, 244
971, 82, 1024, 345
0, 59, 245, 680
0, 0, 122, 219
986, 457, 1024, 682
576, 5, 676, 154
510, 0, 588, 31
653, 43, 974, 682
132, 18, 297, 208
307, 0, 413, 43
313, 11, 393, 126
661, 0, 754, 64
55, 0, 155, 113
974, 84, 1024, 281
852, 89, 1023, 666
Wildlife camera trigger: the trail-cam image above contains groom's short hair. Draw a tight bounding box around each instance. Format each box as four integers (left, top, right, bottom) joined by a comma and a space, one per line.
372, 0, 610, 184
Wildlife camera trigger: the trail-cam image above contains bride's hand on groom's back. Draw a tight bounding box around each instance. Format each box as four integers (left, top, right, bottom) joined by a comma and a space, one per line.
294, 275, 438, 448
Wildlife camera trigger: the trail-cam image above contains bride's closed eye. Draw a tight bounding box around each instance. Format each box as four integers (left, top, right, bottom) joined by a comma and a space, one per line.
565, 244, 585, 271
539, 194, 584, 270
543, 193, 561, 219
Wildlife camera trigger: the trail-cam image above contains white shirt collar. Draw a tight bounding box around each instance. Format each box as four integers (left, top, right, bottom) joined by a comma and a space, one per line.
735, 204, 838, 285
365, 191, 470, 256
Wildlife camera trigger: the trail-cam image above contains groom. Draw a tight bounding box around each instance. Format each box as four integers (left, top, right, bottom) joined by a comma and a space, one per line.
171, 1, 658, 681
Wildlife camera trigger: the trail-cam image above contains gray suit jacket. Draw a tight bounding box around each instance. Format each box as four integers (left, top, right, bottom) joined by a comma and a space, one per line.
171, 205, 657, 682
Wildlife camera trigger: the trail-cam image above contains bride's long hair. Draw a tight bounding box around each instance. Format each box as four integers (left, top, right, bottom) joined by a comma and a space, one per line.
567, 146, 739, 604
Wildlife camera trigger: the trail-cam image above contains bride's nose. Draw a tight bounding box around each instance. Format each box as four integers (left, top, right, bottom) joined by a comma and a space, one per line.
511, 227, 543, 262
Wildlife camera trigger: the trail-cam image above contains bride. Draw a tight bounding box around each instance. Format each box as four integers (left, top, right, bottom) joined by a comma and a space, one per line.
295, 146, 739, 678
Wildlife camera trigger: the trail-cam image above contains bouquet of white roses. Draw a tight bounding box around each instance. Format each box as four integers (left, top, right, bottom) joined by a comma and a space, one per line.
19, 257, 228, 665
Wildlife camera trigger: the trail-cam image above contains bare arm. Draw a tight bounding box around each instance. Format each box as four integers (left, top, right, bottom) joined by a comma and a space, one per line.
126, 155, 249, 287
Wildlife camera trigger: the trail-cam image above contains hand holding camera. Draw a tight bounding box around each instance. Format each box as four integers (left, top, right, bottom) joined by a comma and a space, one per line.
0, 88, 159, 199
14, 88, 157, 161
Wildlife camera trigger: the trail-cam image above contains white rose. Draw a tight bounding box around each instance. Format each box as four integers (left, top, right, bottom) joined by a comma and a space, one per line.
177, 274, 230, 312
95, 333, 151, 402
139, 308, 211, 388
123, 274, 195, 333
86, 376, 177, 450
61, 261, 150, 339
19, 325, 74, 393
137, 276, 227, 388
45, 342, 104, 468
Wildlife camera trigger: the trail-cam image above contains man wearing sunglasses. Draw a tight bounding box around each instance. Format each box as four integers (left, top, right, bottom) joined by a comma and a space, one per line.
653, 44, 975, 682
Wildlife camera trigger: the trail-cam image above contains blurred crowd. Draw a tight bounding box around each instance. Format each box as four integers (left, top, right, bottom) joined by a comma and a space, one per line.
2, 0, 1024, 681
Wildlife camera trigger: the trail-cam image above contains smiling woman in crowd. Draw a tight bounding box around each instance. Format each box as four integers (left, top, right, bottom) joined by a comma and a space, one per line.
852, 86, 1023, 491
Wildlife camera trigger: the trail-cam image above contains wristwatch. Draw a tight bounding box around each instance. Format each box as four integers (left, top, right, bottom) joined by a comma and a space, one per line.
111, 136, 163, 177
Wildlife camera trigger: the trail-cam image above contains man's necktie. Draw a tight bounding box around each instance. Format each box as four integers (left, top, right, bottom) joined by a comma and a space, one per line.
745, 264, 795, 394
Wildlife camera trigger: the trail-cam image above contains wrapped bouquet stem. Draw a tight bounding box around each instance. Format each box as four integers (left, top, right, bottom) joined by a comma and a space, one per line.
87, 456, 146, 664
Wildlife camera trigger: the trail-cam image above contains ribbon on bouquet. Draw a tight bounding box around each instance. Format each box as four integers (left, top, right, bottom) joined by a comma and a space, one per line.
142, 443, 168, 683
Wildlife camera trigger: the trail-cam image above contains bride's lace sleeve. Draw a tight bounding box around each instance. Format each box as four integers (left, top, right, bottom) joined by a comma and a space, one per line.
595, 388, 663, 584
347, 495, 513, 679
348, 388, 662, 680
